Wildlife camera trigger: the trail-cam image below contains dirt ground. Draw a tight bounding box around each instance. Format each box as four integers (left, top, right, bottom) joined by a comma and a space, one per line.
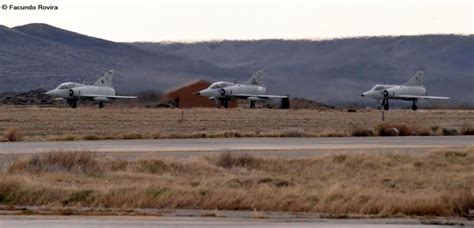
0, 106, 473, 141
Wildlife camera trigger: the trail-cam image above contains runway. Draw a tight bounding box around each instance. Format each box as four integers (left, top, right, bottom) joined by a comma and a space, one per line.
0, 215, 463, 228
0, 136, 472, 158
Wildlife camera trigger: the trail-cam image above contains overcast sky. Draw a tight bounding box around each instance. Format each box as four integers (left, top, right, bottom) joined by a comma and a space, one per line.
2, 0, 472, 42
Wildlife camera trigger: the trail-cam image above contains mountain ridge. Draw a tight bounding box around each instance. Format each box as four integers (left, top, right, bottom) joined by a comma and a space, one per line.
0, 23, 246, 94
132, 35, 473, 105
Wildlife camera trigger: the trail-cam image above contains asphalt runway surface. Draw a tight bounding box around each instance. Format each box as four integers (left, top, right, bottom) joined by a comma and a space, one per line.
0, 215, 463, 227
0, 136, 472, 158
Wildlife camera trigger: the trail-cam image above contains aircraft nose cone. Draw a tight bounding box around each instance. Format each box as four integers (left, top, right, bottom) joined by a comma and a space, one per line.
194, 92, 200, 95
45, 90, 54, 95
196, 89, 208, 96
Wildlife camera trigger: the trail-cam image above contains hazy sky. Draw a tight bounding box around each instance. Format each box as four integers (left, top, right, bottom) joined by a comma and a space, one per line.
2, 0, 473, 42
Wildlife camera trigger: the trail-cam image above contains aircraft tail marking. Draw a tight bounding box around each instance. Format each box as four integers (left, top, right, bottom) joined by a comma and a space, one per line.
404, 71, 424, 86
242, 69, 265, 86
93, 69, 114, 87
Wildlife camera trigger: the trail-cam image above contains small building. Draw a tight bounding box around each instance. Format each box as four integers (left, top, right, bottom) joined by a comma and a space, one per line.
163, 80, 238, 108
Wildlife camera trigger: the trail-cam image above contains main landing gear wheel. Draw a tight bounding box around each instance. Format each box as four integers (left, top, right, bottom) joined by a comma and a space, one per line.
412, 103, 418, 111
250, 101, 256, 109
221, 100, 229, 109
99, 102, 104, 109
68, 100, 78, 109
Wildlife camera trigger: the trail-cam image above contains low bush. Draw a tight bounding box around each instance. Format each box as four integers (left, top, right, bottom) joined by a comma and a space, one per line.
83, 135, 101, 140
59, 135, 76, 141
461, 125, 474, 135
442, 128, 459, 136
351, 128, 374, 137
280, 130, 306, 137
214, 152, 260, 170
2, 128, 22, 142
122, 133, 143, 140
377, 124, 414, 136
8, 152, 103, 176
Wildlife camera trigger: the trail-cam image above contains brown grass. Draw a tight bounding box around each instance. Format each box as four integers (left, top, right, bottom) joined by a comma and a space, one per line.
351, 128, 375, 137
2, 128, 22, 142
1, 150, 473, 217
8, 152, 103, 176
442, 128, 459, 136
0, 107, 472, 141
461, 125, 474, 135
377, 123, 414, 136
375, 124, 433, 136
211, 152, 260, 169
83, 135, 101, 141
122, 133, 143, 140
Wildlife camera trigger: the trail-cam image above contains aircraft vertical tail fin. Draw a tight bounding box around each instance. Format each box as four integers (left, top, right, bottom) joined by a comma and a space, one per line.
242, 69, 264, 86
404, 71, 424, 86
93, 69, 114, 87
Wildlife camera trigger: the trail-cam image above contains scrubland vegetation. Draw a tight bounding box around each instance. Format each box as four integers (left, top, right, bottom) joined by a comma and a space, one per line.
0, 107, 473, 141
0, 148, 473, 217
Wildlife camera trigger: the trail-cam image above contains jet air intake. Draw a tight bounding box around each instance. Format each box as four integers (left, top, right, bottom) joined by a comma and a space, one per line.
384, 87, 400, 97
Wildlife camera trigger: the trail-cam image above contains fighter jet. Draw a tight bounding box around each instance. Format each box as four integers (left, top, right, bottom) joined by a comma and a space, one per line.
45, 70, 136, 108
361, 71, 449, 111
195, 70, 289, 109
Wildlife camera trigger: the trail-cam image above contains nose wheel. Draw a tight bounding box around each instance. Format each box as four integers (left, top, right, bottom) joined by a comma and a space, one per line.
381, 90, 390, 111
217, 99, 229, 108
99, 102, 104, 109
381, 98, 389, 111
67, 99, 78, 109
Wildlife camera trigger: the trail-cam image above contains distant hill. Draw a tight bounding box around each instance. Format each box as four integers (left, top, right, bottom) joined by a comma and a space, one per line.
0, 23, 245, 93
0, 23, 472, 106
133, 36, 474, 106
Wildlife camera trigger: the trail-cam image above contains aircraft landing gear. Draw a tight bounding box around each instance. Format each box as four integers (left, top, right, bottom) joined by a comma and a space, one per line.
411, 100, 418, 111
220, 100, 229, 108
67, 99, 78, 109
214, 99, 230, 108
250, 101, 256, 109
381, 98, 389, 111
281, 97, 290, 109
99, 102, 104, 109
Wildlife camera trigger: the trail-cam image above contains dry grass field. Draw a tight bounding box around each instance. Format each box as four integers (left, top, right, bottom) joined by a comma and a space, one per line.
0, 106, 473, 141
0, 148, 473, 217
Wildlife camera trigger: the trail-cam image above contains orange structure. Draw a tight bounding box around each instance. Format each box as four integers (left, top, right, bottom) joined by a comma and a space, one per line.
163, 80, 238, 108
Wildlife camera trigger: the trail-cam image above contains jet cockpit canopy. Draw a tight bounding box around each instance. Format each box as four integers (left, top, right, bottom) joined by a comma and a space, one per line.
209, 81, 233, 89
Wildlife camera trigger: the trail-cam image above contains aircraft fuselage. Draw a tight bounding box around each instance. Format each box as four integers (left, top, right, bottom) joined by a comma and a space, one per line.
46, 83, 116, 100
362, 84, 427, 100
197, 81, 267, 99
